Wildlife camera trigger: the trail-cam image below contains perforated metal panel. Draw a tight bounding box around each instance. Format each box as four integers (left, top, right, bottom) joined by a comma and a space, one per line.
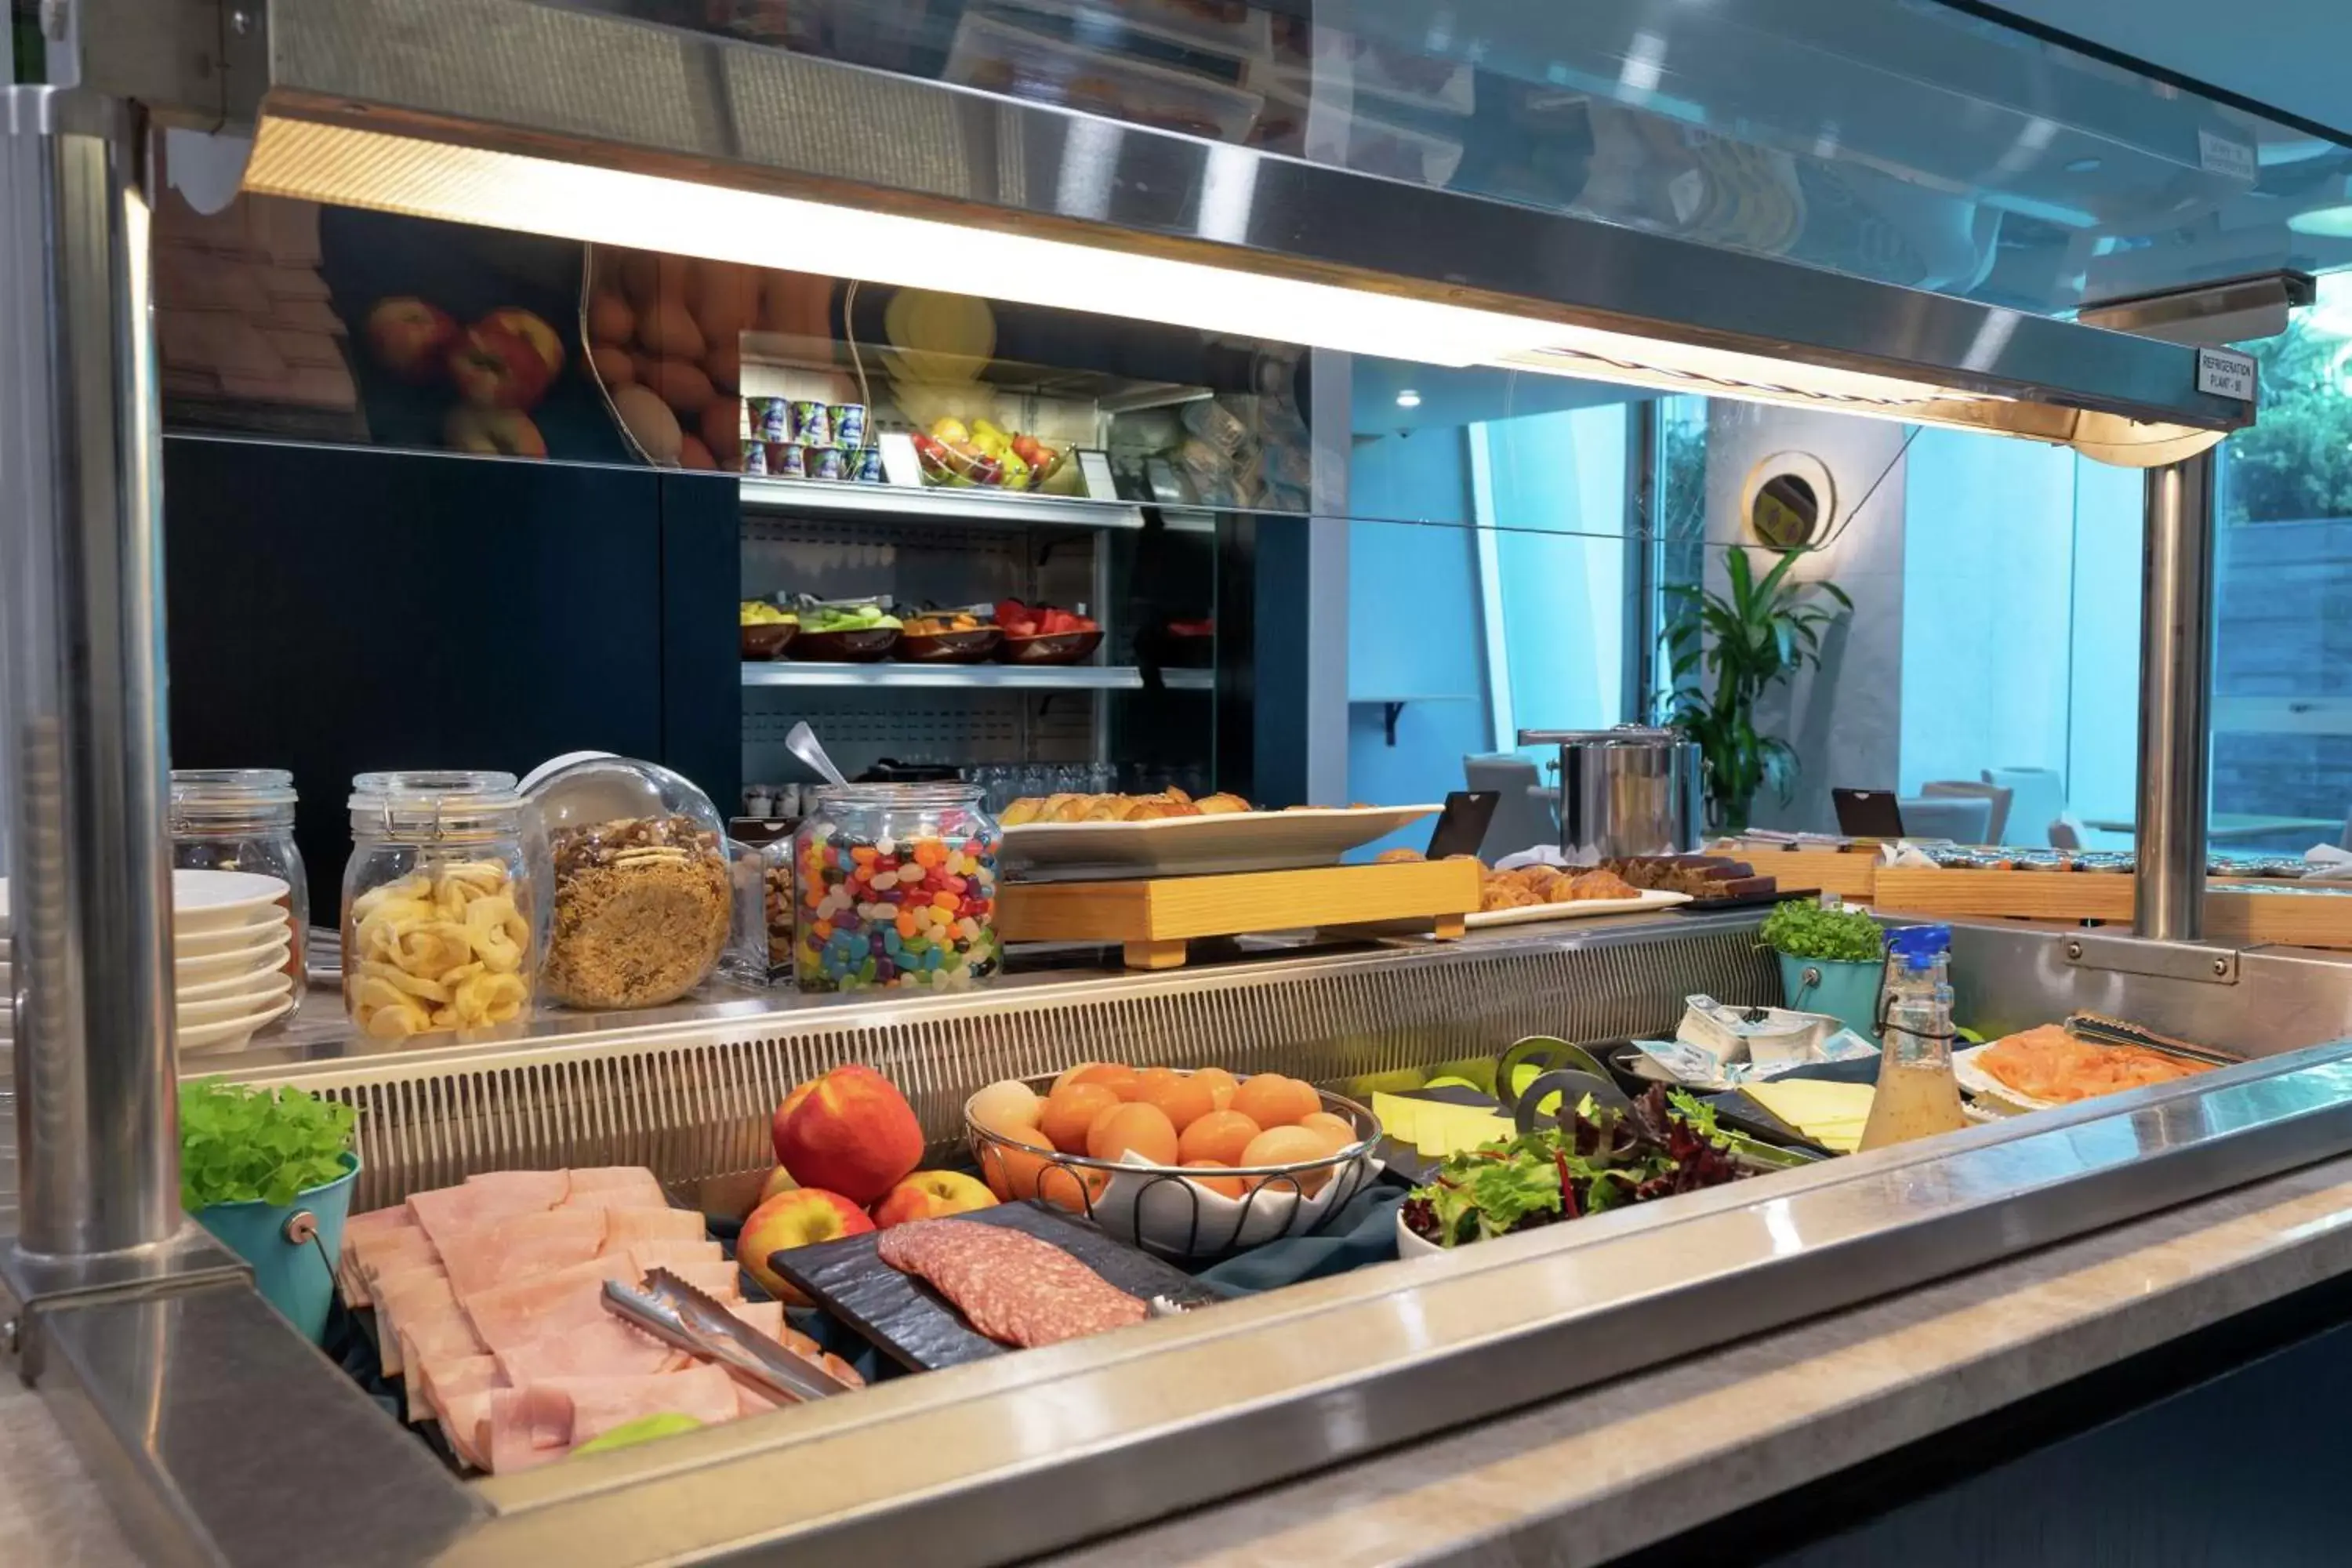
238, 926, 1772, 1210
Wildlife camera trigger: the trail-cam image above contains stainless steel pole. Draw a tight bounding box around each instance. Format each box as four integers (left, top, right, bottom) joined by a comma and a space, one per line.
2132, 449, 2218, 943
0, 88, 181, 1256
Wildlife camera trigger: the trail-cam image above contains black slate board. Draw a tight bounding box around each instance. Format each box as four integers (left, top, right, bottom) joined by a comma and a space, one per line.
768, 1202, 1221, 1372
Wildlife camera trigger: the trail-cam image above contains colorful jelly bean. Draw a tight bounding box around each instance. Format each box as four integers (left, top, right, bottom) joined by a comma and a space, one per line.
796, 813, 1002, 993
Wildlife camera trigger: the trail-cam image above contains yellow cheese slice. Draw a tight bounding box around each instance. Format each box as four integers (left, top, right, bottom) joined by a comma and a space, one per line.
1744, 1081, 1875, 1155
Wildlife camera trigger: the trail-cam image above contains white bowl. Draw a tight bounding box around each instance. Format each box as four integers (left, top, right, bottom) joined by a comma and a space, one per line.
175, 910, 290, 958
176, 974, 292, 1025
177, 993, 296, 1054
168, 870, 291, 935
175, 964, 293, 1004
1396, 1206, 1443, 1259
176, 934, 291, 986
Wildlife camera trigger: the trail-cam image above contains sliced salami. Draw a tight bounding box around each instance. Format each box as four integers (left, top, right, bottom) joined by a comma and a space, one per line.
877, 1218, 1145, 1348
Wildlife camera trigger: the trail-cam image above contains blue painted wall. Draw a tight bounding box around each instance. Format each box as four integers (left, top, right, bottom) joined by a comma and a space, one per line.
1345, 430, 1491, 855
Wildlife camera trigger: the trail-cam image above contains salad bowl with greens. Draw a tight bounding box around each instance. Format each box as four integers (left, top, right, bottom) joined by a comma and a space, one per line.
1399, 1086, 1752, 1254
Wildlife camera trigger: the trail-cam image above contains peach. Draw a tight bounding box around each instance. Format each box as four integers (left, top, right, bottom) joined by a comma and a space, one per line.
740, 1188, 873, 1305
873, 1169, 998, 1228
771, 1065, 924, 1205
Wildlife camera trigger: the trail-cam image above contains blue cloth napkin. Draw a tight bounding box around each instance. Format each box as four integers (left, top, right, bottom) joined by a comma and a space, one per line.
1192, 1185, 1406, 1298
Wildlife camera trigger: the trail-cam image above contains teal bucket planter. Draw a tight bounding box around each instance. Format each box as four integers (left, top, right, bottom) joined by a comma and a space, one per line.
191, 1151, 359, 1345
1777, 953, 1885, 1041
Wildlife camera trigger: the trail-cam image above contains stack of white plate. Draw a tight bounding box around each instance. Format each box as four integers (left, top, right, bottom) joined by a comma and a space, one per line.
0, 869, 297, 1057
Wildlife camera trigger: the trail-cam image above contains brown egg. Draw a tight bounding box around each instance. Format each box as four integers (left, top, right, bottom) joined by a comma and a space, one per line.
967, 1080, 1042, 1135
1066, 1062, 1141, 1100
1132, 1069, 1215, 1131
1183, 1160, 1246, 1200
1239, 1126, 1334, 1193
1296, 1111, 1358, 1154
637, 297, 706, 360
699, 394, 743, 456
1038, 1083, 1120, 1154
583, 342, 635, 388
1035, 1160, 1108, 1216
702, 338, 741, 393
1176, 1109, 1261, 1167
677, 434, 717, 470
1189, 1067, 1240, 1110
608, 383, 681, 464
643, 357, 717, 416
586, 291, 635, 347
1086, 1102, 1178, 1166
1232, 1073, 1319, 1129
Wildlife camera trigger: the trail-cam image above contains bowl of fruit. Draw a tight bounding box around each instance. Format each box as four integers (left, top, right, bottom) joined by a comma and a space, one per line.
964, 1065, 1383, 1261
913, 418, 1065, 492
788, 600, 903, 662
994, 599, 1103, 664
897, 610, 1003, 664
739, 601, 798, 660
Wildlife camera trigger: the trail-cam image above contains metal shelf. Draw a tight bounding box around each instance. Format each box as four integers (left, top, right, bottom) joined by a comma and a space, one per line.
741, 475, 1149, 531
742, 662, 1214, 692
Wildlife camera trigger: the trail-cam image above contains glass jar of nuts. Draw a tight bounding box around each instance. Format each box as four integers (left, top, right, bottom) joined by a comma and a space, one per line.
522, 757, 734, 1010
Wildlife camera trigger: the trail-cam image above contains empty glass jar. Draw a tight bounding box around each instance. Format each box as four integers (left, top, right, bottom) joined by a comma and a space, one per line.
169, 768, 308, 978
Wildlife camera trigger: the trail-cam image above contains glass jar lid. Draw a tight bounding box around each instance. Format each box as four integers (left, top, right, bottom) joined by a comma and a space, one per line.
170, 768, 297, 831
348, 769, 524, 839
809, 782, 982, 809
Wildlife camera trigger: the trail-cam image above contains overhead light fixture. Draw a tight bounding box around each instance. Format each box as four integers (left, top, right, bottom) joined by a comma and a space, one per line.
238, 115, 2219, 460
1395, 389, 1422, 408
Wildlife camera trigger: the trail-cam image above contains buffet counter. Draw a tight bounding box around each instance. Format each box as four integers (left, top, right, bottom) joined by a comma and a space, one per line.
14, 912, 2352, 1566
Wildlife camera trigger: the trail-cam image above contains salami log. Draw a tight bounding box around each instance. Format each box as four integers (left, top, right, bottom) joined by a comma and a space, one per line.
878, 1219, 1146, 1348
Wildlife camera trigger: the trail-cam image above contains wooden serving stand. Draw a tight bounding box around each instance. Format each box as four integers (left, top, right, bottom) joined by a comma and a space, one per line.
1872, 866, 2352, 951
996, 858, 1481, 970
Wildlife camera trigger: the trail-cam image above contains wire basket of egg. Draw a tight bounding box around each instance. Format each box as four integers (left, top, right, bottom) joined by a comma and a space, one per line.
964, 1065, 1384, 1262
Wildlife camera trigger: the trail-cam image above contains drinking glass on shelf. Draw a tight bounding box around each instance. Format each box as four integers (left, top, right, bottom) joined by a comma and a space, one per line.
1087, 763, 1116, 794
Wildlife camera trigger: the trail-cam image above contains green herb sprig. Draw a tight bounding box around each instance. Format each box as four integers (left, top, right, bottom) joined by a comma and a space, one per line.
180, 1080, 357, 1210
1759, 899, 1885, 963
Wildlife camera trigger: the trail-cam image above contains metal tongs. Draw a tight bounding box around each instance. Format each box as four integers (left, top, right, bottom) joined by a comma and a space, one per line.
602, 1269, 858, 1404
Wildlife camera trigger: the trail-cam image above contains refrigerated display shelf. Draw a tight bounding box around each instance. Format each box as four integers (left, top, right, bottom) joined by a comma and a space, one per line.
741, 662, 1214, 691
740, 475, 1214, 534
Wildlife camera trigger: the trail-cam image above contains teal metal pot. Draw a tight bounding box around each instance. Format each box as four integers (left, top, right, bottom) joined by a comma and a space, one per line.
1777, 953, 1884, 1041
191, 1151, 359, 1345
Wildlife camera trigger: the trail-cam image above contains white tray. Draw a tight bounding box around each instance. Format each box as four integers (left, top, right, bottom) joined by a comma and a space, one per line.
1464, 889, 1692, 928
1001, 804, 1441, 880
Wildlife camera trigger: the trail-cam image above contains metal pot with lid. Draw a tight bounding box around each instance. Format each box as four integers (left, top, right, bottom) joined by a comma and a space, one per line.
1518, 725, 1703, 862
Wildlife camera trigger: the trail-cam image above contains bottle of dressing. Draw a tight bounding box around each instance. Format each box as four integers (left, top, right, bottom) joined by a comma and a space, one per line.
1858, 924, 1970, 1151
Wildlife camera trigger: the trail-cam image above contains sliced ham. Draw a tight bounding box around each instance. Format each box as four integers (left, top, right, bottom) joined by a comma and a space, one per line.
726, 1300, 785, 1340
624, 1240, 724, 1274
565, 1166, 665, 1192
480, 1367, 741, 1473
463, 1254, 641, 1354
439, 1209, 608, 1297
484, 1386, 575, 1475
559, 1181, 672, 1214
339, 1207, 421, 1307
600, 1206, 710, 1248
370, 1269, 454, 1377
397, 1303, 488, 1377
408, 1176, 563, 1250
494, 1318, 684, 1383
412, 1352, 503, 1427
659, 1260, 742, 1301
350, 1229, 440, 1308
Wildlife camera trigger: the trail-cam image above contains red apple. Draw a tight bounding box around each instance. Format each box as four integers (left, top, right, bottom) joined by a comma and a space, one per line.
364, 296, 457, 384
771, 1066, 923, 1205
480, 307, 564, 378
447, 321, 555, 411
739, 1187, 873, 1305
442, 405, 547, 459
873, 1170, 998, 1229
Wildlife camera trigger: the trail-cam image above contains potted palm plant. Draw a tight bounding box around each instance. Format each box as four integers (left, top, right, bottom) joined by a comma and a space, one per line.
1663, 547, 1852, 833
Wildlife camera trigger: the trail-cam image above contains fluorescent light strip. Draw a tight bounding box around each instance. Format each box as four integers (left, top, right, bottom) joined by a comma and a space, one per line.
245, 116, 2000, 415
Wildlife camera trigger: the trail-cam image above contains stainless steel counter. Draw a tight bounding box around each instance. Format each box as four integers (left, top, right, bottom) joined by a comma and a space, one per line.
12, 913, 2352, 1566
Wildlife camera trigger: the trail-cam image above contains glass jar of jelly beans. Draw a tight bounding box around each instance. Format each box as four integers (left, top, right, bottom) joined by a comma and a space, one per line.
794, 783, 1001, 992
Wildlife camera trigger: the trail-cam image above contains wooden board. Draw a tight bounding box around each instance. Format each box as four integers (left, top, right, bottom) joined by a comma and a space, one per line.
1871, 868, 2352, 951
1871, 867, 2134, 921
998, 857, 1480, 968
1711, 844, 1878, 899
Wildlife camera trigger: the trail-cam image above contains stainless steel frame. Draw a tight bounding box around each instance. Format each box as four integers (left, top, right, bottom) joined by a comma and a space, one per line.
218, 0, 2243, 460
2136, 452, 2220, 942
